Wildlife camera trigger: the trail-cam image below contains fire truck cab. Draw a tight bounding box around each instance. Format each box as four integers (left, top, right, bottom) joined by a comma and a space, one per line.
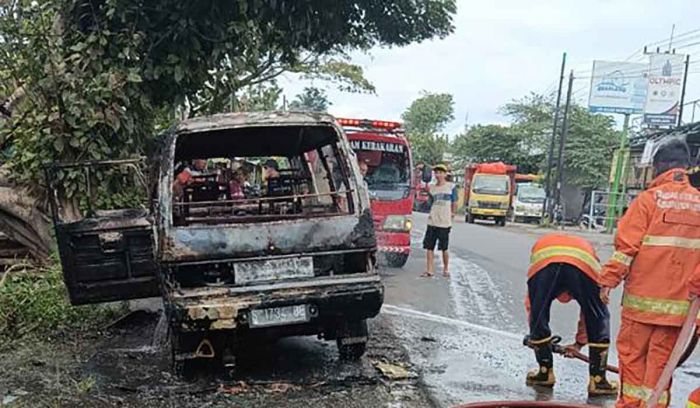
340, 119, 414, 268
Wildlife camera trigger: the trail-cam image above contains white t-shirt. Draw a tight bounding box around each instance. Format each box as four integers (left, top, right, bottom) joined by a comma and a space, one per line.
428, 182, 456, 228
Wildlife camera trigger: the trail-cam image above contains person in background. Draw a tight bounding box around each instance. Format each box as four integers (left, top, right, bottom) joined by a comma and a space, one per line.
523, 233, 617, 396
421, 164, 456, 278
172, 159, 207, 198
228, 169, 248, 200
358, 160, 369, 177
264, 158, 292, 197
599, 139, 700, 408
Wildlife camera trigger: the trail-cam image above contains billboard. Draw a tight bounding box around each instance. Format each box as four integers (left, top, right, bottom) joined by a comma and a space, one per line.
643, 53, 686, 126
588, 61, 648, 114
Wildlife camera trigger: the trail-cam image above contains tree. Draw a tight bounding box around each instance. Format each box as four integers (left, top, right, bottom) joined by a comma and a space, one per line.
451, 124, 542, 174
401, 91, 455, 165
564, 106, 620, 190
289, 87, 332, 112
0, 0, 456, 215
451, 93, 619, 190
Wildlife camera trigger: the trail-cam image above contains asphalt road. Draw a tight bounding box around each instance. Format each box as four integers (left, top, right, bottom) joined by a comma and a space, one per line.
378, 212, 699, 407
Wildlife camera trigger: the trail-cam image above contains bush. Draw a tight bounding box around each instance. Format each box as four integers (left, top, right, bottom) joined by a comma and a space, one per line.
0, 261, 125, 342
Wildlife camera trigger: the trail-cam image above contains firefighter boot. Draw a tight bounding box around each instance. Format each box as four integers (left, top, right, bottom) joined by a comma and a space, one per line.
526, 341, 555, 387
587, 345, 619, 396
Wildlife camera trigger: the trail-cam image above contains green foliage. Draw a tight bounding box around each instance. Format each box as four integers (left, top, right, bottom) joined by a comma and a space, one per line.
402, 91, 455, 135
452, 124, 542, 173
564, 106, 620, 189
451, 93, 619, 189
289, 87, 332, 112
237, 81, 284, 112
0, 262, 125, 342
402, 91, 455, 165
0, 0, 456, 214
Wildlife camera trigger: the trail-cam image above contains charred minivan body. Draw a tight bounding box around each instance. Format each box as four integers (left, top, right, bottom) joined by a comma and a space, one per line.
48, 112, 383, 374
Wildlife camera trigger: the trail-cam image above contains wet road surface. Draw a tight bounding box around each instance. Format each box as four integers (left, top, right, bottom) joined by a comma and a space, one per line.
380, 212, 699, 407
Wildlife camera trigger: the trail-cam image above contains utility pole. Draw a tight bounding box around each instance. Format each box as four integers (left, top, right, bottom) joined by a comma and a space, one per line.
542, 52, 567, 221
668, 24, 676, 51
678, 54, 690, 127
605, 114, 630, 233
554, 70, 574, 214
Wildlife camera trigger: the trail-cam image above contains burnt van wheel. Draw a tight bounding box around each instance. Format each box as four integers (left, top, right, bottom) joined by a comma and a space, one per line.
337, 341, 367, 361
385, 253, 409, 268
337, 319, 368, 361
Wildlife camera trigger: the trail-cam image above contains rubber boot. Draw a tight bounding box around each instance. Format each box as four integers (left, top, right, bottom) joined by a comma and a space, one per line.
526, 342, 555, 387
587, 345, 619, 396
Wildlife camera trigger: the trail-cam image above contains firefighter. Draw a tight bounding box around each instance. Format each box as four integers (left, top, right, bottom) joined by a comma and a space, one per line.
688, 388, 700, 408
525, 233, 618, 396
599, 139, 700, 408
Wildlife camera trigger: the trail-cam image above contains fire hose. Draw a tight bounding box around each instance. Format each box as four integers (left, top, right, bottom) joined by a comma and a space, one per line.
524, 319, 699, 375
646, 297, 700, 408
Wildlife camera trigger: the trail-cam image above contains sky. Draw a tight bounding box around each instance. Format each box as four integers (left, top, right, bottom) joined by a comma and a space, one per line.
280, 0, 700, 137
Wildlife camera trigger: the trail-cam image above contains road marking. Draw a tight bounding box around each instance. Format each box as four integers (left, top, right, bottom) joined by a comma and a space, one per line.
382, 304, 521, 341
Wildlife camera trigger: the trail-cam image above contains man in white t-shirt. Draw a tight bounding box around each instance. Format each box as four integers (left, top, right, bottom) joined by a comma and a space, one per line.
421, 164, 456, 278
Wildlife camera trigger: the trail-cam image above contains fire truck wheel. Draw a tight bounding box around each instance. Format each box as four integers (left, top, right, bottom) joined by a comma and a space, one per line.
467, 213, 475, 224
385, 253, 409, 268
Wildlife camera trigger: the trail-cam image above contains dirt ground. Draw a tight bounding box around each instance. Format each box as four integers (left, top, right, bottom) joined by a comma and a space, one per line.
0, 312, 434, 408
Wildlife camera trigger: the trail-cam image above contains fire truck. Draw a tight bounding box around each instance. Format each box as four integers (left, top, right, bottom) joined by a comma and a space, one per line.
339, 118, 414, 268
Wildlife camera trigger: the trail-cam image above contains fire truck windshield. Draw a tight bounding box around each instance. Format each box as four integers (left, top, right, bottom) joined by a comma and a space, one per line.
353, 145, 410, 201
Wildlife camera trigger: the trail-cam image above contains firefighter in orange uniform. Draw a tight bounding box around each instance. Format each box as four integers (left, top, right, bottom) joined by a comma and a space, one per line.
688, 388, 700, 408
599, 139, 700, 408
525, 233, 618, 395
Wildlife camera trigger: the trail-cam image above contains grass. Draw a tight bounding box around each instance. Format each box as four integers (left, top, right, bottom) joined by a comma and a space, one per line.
0, 259, 126, 345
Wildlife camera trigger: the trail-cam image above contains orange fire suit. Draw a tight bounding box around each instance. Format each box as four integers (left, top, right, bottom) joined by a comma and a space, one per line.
526, 234, 605, 345
688, 388, 700, 408
599, 169, 700, 408
690, 263, 700, 297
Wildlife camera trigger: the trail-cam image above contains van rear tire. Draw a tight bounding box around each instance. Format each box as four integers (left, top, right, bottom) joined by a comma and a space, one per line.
337, 319, 368, 361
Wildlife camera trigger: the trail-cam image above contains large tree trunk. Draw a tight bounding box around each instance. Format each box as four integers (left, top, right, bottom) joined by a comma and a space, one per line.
0, 170, 53, 268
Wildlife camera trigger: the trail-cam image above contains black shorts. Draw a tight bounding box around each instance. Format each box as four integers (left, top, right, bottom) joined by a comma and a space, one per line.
423, 225, 451, 251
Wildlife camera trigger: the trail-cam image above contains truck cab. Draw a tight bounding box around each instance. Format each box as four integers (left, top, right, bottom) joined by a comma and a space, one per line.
48, 112, 383, 375
512, 183, 545, 223
464, 162, 516, 226
341, 119, 414, 268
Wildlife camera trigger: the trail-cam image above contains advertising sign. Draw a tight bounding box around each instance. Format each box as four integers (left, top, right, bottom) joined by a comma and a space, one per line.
644, 53, 686, 126
588, 61, 648, 114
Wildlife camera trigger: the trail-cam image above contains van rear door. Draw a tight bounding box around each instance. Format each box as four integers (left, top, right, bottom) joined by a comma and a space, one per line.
48, 160, 159, 305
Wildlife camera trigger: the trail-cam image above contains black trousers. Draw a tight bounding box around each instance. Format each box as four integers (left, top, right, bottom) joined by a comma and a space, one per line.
528, 263, 610, 344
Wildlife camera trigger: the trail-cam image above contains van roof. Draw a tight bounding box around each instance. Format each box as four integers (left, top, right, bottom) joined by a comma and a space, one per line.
177, 111, 336, 134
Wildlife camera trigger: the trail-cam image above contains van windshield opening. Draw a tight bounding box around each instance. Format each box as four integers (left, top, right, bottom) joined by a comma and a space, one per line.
172, 125, 354, 226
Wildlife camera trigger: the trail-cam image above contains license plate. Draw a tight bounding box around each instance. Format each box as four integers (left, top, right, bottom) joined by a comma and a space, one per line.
234, 257, 313, 284
249, 305, 309, 328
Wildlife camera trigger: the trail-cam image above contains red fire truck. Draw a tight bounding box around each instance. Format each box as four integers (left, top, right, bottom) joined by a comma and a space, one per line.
339, 118, 414, 268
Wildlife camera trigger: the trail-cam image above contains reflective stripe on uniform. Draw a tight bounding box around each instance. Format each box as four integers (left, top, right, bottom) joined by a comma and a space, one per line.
642, 235, 700, 249
623, 293, 691, 316
610, 251, 633, 266
689, 401, 700, 408
622, 383, 669, 405
530, 245, 601, 273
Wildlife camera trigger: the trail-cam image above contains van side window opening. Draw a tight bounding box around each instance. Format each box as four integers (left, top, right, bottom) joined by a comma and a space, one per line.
171, 125, 354, 225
